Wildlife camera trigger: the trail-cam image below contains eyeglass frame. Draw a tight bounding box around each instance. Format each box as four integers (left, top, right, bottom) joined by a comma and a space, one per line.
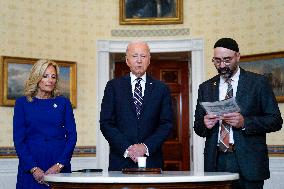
212, 56, 235, 66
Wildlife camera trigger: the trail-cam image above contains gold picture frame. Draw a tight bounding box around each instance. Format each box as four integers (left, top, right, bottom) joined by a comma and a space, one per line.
119, 0, 183, 25
0, 56, 77, 107
239, 51, 284, 103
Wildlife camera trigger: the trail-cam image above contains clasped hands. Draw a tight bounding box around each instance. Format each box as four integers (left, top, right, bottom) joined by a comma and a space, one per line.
32, 164, 63, 185
127, 143, 147, 163
204, 112, 244, 129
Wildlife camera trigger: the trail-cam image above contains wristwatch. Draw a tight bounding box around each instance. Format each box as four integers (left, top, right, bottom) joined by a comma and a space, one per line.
56, 163, 64, 169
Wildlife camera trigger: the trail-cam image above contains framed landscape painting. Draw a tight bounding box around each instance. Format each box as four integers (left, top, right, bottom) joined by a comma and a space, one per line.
0, 56, 77, 107
119, 0, 183, 25
239, 51, 284, 103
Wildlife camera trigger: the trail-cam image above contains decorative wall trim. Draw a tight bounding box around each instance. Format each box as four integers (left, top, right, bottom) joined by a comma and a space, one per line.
0, 146, 96, 158
1, 145, 283, 158
268, 145, 284, 156
73, 146, 96, 157
0, 147, 15, 157
111, 28, 190, 37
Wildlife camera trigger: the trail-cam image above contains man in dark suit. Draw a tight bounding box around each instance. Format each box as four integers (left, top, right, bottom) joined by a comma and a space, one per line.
194, 38, 282, 189
100, 41, 173, 171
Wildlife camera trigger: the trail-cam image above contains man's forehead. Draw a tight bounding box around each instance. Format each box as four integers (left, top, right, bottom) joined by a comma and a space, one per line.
214, 47, 236, 56
129, 43, 148, 49
128, 47, 149, 54
127, 41, 149, 51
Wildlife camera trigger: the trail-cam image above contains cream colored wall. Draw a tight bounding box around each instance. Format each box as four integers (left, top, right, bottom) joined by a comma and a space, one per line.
0, 0, 284, 148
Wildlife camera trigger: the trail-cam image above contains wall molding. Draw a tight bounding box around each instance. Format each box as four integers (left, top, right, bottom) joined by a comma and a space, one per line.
268, 145, 284, 155
111, 28, 190, 37
0, 146, 96, 158
1, 145, 282, 158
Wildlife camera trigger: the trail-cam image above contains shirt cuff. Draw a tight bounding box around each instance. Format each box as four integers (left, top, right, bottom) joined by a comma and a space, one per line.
142, 143, 149, 156
124, 145, 132, 158
123, 149, 129, 158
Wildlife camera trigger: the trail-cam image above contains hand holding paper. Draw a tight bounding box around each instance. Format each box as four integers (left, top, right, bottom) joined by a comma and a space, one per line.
200, 97, 240, 116
201, 98, 244, 129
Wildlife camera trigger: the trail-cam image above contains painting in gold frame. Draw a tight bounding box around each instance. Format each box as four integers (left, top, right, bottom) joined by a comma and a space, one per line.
0, 56, 77, 107
239, 51, 284, 103
119, 0, 183, 25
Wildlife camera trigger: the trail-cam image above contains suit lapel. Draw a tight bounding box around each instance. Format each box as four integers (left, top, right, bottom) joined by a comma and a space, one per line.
235, 68, 247, 112
210, 76, 220, 102
122, 75, 137, 115
210, 76, 221, 144
141, 75, 155, 115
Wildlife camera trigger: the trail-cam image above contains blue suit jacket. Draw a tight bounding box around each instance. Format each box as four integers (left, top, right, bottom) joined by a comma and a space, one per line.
194, 68, 282, 181
100, 75, 173, 171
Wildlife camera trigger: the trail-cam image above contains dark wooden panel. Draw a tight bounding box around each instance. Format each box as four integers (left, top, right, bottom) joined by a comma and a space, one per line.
168, 93, 180, 141
164, 161, 182, 171
163, 143, 182, 160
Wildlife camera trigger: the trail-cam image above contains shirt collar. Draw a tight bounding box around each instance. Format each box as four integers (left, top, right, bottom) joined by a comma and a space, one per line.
130, 72, 146, 83
220, 66, 240, 84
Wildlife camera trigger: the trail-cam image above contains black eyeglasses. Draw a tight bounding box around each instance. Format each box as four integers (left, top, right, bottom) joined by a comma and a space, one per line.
212, 56, 234, 65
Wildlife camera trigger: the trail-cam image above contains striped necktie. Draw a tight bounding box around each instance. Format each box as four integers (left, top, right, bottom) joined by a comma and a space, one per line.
133, 78, 143, 118
219, 79, 233, 152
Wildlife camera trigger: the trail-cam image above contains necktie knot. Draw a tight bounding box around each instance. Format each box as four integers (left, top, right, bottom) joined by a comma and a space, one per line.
136, 77, 142, 83
225, 78, 232, 85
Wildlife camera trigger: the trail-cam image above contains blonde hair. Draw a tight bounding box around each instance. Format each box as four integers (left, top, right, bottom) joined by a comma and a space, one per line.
24, 59, 60, 102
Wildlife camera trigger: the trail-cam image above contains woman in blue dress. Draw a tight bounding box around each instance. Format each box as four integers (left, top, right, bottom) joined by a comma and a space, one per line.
13, 59, 77, 189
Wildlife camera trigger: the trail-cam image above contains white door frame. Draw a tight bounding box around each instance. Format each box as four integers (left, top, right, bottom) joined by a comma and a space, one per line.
96, 39, 205, 172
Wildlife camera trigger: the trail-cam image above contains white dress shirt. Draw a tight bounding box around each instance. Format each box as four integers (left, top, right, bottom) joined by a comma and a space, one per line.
218, 67, 240, 144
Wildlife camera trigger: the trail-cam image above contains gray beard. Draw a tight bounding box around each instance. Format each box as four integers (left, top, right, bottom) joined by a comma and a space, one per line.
218, 67, 234, 79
